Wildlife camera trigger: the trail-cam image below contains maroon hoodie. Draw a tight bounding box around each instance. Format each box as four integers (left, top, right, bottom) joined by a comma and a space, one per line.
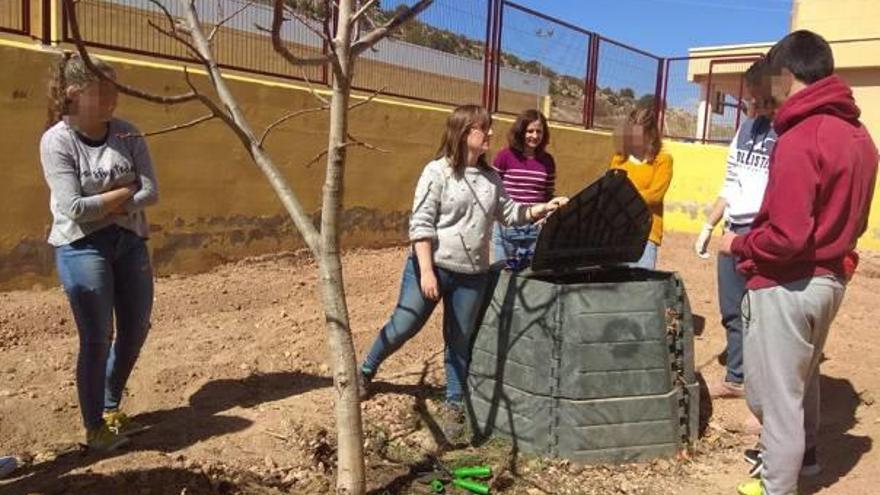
731, 75, 878, 289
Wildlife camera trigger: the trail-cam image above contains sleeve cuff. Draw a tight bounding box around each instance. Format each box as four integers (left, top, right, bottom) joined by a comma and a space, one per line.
408, 229, 436, 242
730, 234, 747, 257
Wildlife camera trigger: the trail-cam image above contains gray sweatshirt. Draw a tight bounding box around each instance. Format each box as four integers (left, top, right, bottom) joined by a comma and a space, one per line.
409, 158, 530, 274
39, 118, 159, 246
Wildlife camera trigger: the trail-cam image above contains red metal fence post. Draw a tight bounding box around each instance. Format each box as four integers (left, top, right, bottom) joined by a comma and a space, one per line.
491, 0, 504, 113
654, 57, 665, 130
22, 0, 30, 37
482, 0, 496, 109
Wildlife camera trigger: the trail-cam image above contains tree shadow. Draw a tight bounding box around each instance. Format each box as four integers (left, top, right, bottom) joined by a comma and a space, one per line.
802, 374, 871, 494
20, 466, 238, 495
2, 371, 332, 494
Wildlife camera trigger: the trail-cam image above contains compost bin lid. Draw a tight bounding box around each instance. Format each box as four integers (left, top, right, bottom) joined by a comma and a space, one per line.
530, 169, 651, 271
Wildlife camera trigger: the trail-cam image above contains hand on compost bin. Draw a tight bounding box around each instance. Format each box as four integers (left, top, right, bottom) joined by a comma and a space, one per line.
529, 196, 569, 223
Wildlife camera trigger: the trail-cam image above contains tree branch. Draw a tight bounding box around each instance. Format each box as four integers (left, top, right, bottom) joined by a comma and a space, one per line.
346, 133, 388, 153
350, 0, 434, 57
208, 0, 255, 43
349, 0, 378, 27
271, 0, 336, 67
283, 4, 329, 43
118, 114, 216, 138
259, 105, 330, 147
181, 0, 323, 257
304, 148, 330, 169
63, 0, 199, 105
347, 86, 384, 112
303, 136, 386, 169
147, 20, 204, 61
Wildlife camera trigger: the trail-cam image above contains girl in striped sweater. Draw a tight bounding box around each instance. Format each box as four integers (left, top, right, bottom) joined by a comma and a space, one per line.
492, 109, 556, 270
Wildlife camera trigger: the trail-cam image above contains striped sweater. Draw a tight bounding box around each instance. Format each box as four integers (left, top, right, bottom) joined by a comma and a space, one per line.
492, 147, 556, 204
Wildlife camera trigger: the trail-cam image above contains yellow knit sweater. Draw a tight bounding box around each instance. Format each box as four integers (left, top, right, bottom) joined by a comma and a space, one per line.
609, 152, 674, 246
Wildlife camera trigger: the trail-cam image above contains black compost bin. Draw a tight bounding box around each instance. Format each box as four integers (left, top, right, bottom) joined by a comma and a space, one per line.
467, 169, 699, 463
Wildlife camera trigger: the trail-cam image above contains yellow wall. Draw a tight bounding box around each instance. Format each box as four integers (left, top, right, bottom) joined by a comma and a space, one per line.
0, 40, 612, 291
791, 0, 880, 41
662, 140, 880, 251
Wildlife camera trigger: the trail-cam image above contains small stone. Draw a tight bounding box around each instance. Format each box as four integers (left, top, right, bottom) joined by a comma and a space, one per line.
284, 351, 292, 358
28, 392, 37, 399
239, 363, 249, 371
860, 390, 875, 406
319, 364, 330, 375
264, 455, 276, 470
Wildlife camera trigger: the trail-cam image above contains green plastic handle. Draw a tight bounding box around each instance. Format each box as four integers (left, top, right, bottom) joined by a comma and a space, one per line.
430, 479, 445, 492
452, 466, 492, 479
452, 478, 489, 495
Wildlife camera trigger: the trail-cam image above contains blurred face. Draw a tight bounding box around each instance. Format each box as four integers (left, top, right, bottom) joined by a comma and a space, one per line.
524, 120, 544, 152
466, 120, 492, 160
67, 76, 118, 124
769, 69, 794, 106
745, 83, 776, 118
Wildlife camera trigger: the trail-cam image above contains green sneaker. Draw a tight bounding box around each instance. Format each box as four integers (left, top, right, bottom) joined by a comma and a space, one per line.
736, 479, 763, 495
86, 423, 130, 452
103, 410, 150, 436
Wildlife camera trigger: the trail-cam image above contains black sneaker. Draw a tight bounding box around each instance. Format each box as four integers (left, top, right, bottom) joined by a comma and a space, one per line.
744, 447, 761, 466
438, 402, 468, 446
746, 446, 819, 478
801, 447, 821, 477
357, 370, 373, 401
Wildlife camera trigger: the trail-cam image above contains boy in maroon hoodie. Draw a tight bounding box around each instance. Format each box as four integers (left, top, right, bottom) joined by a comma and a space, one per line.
720, 30, 878, 495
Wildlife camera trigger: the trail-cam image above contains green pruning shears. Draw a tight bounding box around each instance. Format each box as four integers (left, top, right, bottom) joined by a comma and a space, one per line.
416, 457, 492, 494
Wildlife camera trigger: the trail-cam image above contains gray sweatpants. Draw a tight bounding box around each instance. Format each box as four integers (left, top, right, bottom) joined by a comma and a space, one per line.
742, 275, 845, 495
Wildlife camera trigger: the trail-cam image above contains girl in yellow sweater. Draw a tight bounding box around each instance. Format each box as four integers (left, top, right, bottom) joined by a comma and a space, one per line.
609, 106, 673, 269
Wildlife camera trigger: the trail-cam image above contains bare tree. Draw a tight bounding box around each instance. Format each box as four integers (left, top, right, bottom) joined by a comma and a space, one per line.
63, 0, 433, 493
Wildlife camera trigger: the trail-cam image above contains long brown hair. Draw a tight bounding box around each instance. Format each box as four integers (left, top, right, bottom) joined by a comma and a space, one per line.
46, 53, 116, 129
435, 104, 492, 175
508, 109, 549, 156
615, 105, 663, 163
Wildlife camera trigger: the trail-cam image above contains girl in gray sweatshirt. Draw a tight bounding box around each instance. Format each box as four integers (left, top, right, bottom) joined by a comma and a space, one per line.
358, 105, 567, 444
39, 54, 158, 452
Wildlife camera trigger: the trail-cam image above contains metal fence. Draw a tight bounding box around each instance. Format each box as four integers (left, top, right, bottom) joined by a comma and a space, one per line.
62, 0, 325, 83
0, 0, 29, 36
660, 55, 763, 143
592, 36, 663, 130
2, 0, 763, 142
495, 2, 590, 125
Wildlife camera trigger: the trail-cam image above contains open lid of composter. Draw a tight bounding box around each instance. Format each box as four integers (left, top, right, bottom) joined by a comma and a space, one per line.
530, 169, 652, 272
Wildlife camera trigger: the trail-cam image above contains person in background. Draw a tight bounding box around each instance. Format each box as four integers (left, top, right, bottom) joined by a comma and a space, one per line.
695, 60, 777, 415
40, 54, 159, 452
609, 105, 673, 269
720, 30, 878, 495
358, 105, 568, 445
492, 109, 556, 270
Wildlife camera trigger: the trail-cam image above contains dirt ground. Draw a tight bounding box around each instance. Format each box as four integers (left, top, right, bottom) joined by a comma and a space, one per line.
1, 232, 878, 495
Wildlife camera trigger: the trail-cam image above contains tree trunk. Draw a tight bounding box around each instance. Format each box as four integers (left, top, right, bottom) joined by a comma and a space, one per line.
320, 2, 366, 494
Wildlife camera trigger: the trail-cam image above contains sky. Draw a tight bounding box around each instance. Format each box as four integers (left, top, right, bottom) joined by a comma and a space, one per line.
512, 0, 792, 57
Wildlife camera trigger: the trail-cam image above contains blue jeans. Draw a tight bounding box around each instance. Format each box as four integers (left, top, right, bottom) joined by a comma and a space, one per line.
56, 226, 154, 430
362, 255, 489, 404
717, 224, 750, 384
631, 241, 659, 270
492, 223, 540, 270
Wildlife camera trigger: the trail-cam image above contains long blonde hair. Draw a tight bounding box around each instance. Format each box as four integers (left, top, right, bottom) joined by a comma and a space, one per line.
435, 104, 492, 175
46, 53, 116, 129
